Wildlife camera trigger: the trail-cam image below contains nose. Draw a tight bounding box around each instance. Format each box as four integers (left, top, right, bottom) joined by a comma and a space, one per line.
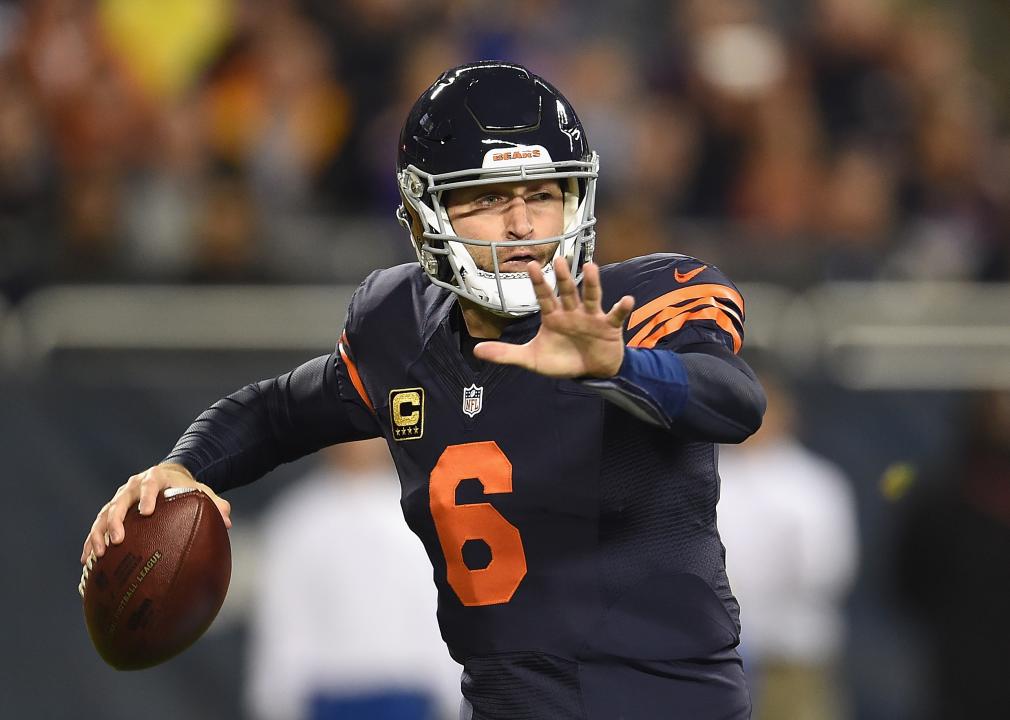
503, 197, 534, 240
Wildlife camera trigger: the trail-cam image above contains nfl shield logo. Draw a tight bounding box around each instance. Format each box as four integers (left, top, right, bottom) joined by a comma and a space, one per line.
462, 384, 484, 418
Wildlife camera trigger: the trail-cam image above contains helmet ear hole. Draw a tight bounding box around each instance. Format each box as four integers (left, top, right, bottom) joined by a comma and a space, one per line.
399, 196, 425, 238
399, 191, 457, 282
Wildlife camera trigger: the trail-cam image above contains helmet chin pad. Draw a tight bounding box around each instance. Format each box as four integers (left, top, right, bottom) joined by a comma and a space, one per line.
448, 238, 560, 317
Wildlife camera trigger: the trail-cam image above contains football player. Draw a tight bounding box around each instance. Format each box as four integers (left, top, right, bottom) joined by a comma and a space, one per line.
82, 62, 765, 719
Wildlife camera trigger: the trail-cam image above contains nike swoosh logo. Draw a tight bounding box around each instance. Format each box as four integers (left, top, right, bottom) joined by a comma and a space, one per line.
674, 265, 707, 283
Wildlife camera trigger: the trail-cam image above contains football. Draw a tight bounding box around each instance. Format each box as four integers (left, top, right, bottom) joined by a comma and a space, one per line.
79, 487, 231, 670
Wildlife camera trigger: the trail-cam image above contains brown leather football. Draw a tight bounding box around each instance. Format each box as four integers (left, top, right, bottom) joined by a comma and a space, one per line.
79, 488, 231, 670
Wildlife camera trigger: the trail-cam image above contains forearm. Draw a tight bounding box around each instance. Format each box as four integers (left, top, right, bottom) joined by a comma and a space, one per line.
163, 354, 379, 492
164, 382, 294, 493
582, 345, 765, 443
674, 350, 766, 442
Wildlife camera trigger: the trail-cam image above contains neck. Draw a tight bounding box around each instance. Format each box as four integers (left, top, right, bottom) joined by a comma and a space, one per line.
459, 298, 513, 339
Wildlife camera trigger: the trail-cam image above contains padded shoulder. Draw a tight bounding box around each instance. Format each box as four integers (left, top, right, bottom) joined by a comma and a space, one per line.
601, 253, 746, 354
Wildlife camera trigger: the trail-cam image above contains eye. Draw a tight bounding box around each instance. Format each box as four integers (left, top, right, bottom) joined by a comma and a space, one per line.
473, 193, 505, 208
528, 190, 561, 203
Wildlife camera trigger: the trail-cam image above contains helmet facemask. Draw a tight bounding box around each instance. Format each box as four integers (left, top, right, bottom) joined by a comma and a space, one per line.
397, 151, 599, 317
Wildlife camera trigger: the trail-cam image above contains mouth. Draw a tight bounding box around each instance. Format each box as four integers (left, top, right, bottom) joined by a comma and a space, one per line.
496, 250, 542, 272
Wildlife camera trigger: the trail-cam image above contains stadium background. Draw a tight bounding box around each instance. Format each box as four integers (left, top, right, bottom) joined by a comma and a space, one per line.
2, 0, 1009, 718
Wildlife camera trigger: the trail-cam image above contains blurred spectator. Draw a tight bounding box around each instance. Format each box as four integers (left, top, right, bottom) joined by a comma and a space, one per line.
355, 32, 465, 213
624, 94, 699, 215
806, 0, 910, 153
204, 5, 351, 212
119, 92, 207, 279
21, 0, 152, 174
896, 390, 1010, 720
302, 0, 437, 212
0, 55, 58, 300
96, 0, 233, 102
718, 371, 859, 720
886, 7, 1002, 282
188, 164, 267, 283
731, 72, 823, 241
816, 142, 898, 280
563, 38, 644, 204
245, 439, 461, 720
593, 194, 670, 266
59, 163, 125, 280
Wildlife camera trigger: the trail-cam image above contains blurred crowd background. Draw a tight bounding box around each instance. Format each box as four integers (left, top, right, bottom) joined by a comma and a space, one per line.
4, 0, 1010, 295
3, 0, 1010, 719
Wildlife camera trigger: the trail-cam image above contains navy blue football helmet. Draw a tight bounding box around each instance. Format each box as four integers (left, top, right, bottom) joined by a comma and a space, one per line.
396, 61, 599, 316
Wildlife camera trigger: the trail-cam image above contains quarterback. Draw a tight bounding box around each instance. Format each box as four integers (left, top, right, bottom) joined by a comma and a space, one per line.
82, 62, 765, 719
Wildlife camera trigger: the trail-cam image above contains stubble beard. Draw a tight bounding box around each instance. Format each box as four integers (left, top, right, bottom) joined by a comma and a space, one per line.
470, 240, 561, 274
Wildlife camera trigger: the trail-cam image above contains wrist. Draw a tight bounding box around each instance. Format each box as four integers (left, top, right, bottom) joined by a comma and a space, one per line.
158, 462, 196, 482
589, 346, 625, 379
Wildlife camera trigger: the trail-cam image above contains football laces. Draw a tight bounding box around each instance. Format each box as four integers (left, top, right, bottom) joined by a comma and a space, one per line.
78, 551, 96, 598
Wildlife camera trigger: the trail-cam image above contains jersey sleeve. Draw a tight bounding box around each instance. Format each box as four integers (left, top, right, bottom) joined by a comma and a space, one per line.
624, 258, 745, 355
582, 256, 763, 442
163, 289, 382, 493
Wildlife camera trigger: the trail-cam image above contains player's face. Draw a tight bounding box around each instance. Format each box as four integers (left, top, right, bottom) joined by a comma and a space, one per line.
445, 180, 564, 273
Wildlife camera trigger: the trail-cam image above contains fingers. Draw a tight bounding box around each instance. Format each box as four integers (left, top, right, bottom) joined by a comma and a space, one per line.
528, 261, 557, 316
80, 463, 216, 565
554, 257, 579, 312
532, 258, 603, 315
581, 262, 602, 313
209, 491, 233, 529
473, 340, 534, 371
82, 506, 110, 564
104, 475, 140, 549
606, 295, 635, 329
86, 474, 138, 560
137, 468, 163, 516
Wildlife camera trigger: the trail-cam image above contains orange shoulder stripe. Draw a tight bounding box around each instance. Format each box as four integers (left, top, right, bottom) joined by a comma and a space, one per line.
628, 283, 745, 330
628, 305, 743, 352
338, 331, 374, 412
629, 296, 737, 338
628, 296, 742, 346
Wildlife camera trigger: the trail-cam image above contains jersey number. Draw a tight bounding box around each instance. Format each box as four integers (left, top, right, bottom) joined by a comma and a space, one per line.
429, 441, 527, 606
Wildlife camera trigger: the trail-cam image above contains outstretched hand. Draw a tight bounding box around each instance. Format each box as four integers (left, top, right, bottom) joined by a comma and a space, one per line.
473, 257, 634, 378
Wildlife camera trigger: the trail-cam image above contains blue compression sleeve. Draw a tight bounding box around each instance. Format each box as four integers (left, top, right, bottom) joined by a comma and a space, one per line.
581, 346, 765, 442
580, 348, 689, 428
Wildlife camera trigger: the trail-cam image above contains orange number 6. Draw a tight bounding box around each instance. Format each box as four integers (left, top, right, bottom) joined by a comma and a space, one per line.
429, 441, 527, 606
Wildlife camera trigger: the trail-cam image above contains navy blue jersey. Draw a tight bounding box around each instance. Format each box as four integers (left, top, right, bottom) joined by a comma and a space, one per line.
335, 255, 747, 658
167, 253, 761, 718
